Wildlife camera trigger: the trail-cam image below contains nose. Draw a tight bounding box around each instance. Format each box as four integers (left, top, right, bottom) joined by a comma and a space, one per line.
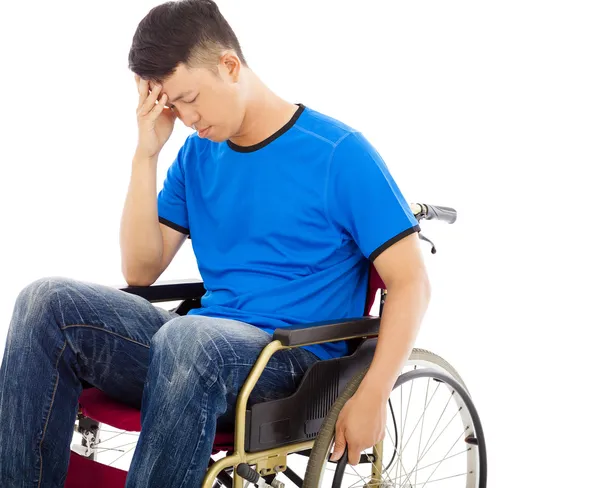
181, 117, 200, 130
175, 106, 200, 129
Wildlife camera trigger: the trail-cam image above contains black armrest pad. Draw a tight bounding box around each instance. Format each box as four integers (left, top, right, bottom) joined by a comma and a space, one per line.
118, 279, 206, 303
273, 316, 380, 347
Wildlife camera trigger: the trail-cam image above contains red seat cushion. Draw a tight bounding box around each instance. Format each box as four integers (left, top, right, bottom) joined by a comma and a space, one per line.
65, 451, 128, 488
79, 388, 142, 431
78, 388, 234, 453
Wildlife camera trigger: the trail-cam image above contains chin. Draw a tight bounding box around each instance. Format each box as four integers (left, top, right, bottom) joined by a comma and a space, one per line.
209, 131, 229, 143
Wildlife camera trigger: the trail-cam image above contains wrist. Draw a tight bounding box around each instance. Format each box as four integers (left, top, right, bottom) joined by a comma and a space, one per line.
133, 148, 159, 165
357, 371, 393, 401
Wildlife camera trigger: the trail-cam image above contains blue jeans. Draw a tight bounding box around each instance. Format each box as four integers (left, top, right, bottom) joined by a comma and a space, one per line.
0, 277, 319, 487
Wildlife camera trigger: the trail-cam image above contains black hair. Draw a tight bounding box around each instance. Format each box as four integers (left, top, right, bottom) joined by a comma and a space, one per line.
128, 0, 247, 83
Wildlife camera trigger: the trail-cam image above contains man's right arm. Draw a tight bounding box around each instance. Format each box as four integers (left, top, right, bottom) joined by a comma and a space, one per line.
120, 75, 184, 286
119, 150, 187, 286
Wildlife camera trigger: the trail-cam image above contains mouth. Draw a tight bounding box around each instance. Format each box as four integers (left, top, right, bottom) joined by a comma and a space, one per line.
197, 127, 211, 138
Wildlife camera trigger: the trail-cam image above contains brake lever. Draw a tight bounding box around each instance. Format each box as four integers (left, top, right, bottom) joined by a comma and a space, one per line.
418, 232, 437, 254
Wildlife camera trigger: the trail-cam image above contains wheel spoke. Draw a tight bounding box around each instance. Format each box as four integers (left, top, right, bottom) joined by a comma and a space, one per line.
372, 448, 471, 486
407, 427, 468, 488
418, 410, 464, 465
384, 424, 413, 483
339, 426, 470, 488
381, 471, 469, 487
382, 385, 468, 488
398, 381, 404, 486
95, 428, 138, 434
395, 382, 441, 464
107, 442, 138, 467
93, 430, 130, 445
401, 370, 415, 446
417, 390, 455, 463
415, 378, 431, 488
367, 379, 463, 488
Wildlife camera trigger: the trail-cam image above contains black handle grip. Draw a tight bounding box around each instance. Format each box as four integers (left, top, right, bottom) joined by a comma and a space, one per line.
423, 204, 457, 224
236, 463, 260, 483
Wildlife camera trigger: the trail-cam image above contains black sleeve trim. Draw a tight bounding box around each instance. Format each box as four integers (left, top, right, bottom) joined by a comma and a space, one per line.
369, 225, 421, 262
158, 217, 190, 236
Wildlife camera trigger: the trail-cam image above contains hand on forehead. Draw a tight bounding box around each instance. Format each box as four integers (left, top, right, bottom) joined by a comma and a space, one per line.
144, 79, 164, 97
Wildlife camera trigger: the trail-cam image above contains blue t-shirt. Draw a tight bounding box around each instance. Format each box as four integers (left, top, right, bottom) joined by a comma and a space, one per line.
157, 104, 420, 360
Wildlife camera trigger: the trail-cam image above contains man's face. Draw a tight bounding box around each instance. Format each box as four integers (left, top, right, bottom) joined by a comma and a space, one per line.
150, 57, 244, 142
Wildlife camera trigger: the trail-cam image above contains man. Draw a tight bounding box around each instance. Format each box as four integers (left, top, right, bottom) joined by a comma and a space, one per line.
0, 0, 430, 486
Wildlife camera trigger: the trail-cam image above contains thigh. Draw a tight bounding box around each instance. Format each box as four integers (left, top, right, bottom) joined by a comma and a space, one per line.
231, 323, 320, 424
152, 315, 320, 425
9, 276, 179, 407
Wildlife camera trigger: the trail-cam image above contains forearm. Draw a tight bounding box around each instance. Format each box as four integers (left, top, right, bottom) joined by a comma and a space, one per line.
358, 277, 431, 398
119, 150, 164, 284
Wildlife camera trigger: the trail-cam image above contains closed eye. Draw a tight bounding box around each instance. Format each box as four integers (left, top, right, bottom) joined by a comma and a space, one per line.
169, 95, 197, 111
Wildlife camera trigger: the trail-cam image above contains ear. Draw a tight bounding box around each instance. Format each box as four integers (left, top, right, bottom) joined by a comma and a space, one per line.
220, 51, 241, 83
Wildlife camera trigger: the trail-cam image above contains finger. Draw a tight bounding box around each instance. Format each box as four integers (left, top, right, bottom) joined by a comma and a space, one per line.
149, 94, 168, 118
330, 428, 346, 462
137, 77, 149, 107
148, 82, 165, 103
348, 446, 360, 466
139, 84, 162, 117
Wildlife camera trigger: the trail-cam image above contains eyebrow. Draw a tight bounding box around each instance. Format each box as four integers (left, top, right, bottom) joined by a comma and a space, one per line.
168, 90, 194, 103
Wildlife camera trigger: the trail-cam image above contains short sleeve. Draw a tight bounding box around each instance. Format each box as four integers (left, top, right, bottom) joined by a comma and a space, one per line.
157, 144, 190, 236
326, 132, 420, 262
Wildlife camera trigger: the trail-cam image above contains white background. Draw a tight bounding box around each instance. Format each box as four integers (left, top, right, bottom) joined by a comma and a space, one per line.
1, 0, 599, 486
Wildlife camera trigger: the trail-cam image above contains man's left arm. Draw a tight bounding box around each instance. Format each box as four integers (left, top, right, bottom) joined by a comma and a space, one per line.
330, 232, 431, 465
362, 231, 431, 396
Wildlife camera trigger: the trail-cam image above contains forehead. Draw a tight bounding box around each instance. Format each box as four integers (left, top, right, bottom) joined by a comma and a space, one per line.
150, 64, 211, 97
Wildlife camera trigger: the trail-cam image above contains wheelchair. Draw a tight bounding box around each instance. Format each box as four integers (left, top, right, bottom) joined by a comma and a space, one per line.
66, 203, 487, 488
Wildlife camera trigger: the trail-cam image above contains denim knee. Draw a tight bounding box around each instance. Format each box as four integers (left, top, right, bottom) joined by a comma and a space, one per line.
149, 316, 238, 383
15, 276, 79, 312
8, 276, 76, 347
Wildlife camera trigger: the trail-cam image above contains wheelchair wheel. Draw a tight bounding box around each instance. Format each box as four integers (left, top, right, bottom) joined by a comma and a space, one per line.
303, 366, 486, 488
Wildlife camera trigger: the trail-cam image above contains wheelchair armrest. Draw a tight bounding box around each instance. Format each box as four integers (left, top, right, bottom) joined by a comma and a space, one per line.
117, 278, 206, 303
273, 316, 380, 347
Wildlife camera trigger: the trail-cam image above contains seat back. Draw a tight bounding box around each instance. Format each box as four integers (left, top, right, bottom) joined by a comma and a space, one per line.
365, 262, 386, 315
341, 262, 385, 355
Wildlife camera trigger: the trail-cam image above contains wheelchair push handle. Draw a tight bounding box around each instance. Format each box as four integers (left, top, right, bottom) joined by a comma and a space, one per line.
410, 203, 457, 254
411, 203, 458, 224
423, 204, 457, 224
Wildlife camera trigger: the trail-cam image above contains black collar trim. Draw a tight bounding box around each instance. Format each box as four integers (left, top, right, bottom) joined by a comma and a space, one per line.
227, 103, 305, 153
